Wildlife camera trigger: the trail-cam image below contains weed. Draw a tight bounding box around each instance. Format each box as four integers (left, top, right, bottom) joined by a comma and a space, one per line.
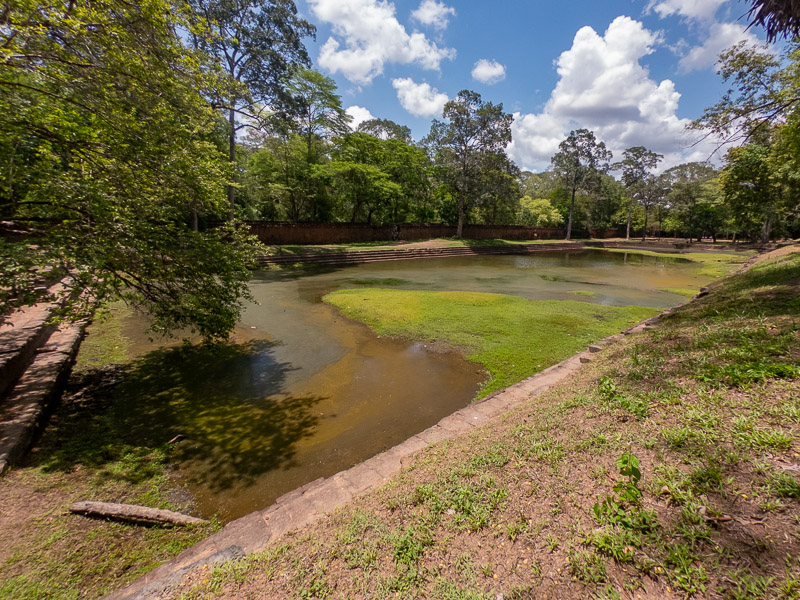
471, 444, 510, 469
504, 515, 528, 541
567, 550, 607, 583
665, 543, 708, 596
597, 377, 649, 419
722, 570, 774, 600
770, 472, 800, 499
393, 525, 434, 566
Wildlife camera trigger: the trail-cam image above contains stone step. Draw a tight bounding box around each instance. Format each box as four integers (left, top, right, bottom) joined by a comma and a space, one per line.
0, 320, 86, 476
0, 282, 69, 400
256, 243, 580, 267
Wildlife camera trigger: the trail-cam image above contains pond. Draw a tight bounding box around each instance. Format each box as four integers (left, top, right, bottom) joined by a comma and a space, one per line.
103, 250, 711, 521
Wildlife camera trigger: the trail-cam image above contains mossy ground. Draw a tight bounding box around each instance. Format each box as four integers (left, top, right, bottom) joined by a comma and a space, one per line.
0, 304, 218, 600
325, 289, 658, 397
604, 248, 755, 280
170, 247, 800, 600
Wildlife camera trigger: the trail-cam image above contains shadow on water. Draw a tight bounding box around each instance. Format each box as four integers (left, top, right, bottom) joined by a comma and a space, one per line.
33, 340, 325, 496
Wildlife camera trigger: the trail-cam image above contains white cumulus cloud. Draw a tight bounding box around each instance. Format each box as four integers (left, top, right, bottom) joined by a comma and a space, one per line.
411, 0, 456, 30
646, 0, 728, 22
507, 16, 716, 172
392, 78, 449, 118
678, 21, 763, 71
309, 0, 456, 85
346, 105, 375, 129
471, 59, 507, 85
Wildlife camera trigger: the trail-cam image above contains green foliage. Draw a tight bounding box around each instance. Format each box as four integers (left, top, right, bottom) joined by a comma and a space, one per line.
0, 0, 265, 339
517, 197, 564, 227
597, 377, 649, 419
426, 90, 514, 234
592, 452, 657, 540
551, 129, 613, 239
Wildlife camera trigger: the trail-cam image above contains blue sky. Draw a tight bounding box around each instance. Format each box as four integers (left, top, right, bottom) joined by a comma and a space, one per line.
295, 0, 770, 171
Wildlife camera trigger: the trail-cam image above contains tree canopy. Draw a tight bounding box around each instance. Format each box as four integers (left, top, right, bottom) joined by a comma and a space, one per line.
0, 0, 288, 340
426, 90, 513, 237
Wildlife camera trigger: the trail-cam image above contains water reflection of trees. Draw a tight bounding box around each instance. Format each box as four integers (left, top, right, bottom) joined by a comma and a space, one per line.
36, 340, 324, 496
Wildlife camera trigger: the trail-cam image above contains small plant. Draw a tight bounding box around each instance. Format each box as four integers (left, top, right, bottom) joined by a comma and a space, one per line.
593, 453, 655, 530
504, 515, 528, 541
770, 471, 800, 499
393, 525, 433, 566
568, 549, 607, 583
597, 377, 649, 419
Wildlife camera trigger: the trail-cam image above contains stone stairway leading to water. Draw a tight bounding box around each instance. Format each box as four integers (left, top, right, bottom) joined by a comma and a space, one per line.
257, 241, 585, 267
0, 283, 86, 475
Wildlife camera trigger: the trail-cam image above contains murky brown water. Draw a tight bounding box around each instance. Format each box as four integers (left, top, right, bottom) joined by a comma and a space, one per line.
103, 250, 714, 521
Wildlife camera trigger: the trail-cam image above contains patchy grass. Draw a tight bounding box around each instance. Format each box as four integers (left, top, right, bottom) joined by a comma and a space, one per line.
169, 246, 800, 600
605, 248, 754, 280
324, 289, 657, 397
73, 302, 132, 372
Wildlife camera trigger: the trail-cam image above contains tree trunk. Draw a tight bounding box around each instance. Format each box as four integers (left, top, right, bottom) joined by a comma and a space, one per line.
228, 107, 236, 221
565, 188, 575, 241
456, 195, 465, 238
71, 501, 206, 526
641, 205, 648, 242
626, 199, 632, 240
761, 212, 774, 244
191, 208, 198, 232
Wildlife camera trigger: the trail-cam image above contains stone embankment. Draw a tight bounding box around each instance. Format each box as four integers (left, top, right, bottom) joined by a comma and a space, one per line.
258, 239, 750, 268
0, 282, 86, 475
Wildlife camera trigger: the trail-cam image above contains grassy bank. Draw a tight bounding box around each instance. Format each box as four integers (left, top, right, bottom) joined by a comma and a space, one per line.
170, 246, 800, 600
324, 289, 658, 397
0, 305, 217, 600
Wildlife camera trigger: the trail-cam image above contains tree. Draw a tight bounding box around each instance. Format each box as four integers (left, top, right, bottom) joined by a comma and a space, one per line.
719, 139, 797, 242
612, 146, 663, 239
186, 0, 314, 218
746, 0, 800, 42
0, 0, 261, 340
662, 162, 717, 241
518, 197, 564, 227
637, 174, 670, 241
551, 129, 612, 240
476, 152, 521, 225
690, 41, 799, 146
427, 90, 513, 237
358, 118, 413, 143
286, 68, 352, 164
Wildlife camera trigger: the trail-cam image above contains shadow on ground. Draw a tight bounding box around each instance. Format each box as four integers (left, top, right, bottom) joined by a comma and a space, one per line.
29, 340, 325, 494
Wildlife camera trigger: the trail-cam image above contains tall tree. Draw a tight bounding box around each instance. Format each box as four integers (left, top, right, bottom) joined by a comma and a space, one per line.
551, 129, 612, 240
612, 146, 663, 240
357, 118, 413, 143
719, 139, 797, 243
186, 0, 314, 218
286, 68, 351, 164
662, 162, 717, 241
0, 0, 261, 339
427, 90, 513, 237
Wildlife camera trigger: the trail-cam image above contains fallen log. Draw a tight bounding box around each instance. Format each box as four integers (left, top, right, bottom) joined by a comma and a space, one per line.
70, 501, 207, 526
